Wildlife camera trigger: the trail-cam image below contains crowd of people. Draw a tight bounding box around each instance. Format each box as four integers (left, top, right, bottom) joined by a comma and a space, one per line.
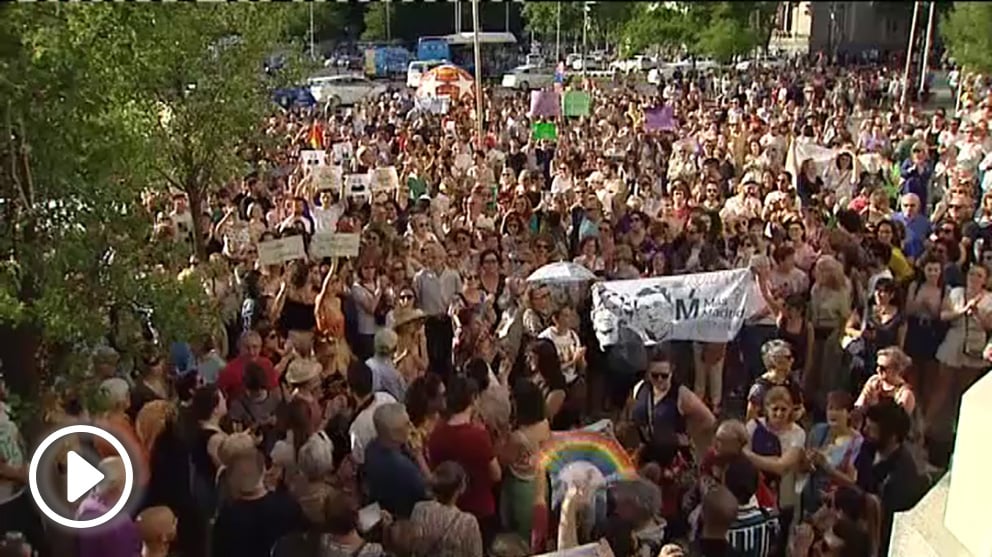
1, 53, 989, 557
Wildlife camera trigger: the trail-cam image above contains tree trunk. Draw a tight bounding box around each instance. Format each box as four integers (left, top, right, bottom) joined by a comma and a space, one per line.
186, 184, 208, 261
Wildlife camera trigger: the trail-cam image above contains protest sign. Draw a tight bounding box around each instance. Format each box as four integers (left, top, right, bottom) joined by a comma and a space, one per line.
562, 91, 591, 117
529, 90, 561, 118
331, 142, 353, 163
300, 149, 327, 168
784, 137, 877, 192
313, 165, 343, 192
532, 122, 558, 141
414, 95, 451, 115
644, 105, 676, 132
592, 269, 762, 345
309, 232, 360, 259
257, 236, 306, 266
370, 166, 400, 191
345, 174, 371, 198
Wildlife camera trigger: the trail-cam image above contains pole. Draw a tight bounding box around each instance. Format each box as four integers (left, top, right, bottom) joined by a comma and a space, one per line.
555, 2, 561, 63
582, 2, 588, 78
901, 1, 921, 107
385, 1, 391, 41
956, 66, 966, 114
919, 1, 936, 93
472, 0, 483, 147
455, 2, 462, 34
505, 1, 510, 32
308, 2, 315, 61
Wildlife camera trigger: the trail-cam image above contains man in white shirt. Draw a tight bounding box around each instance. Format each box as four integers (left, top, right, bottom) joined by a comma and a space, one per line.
348, 361, 398, 466
310, 189, 343, 234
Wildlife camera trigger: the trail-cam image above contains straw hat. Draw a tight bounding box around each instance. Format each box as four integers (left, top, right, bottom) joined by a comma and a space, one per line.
392, 307, 427, 329
285, 358, 321, 386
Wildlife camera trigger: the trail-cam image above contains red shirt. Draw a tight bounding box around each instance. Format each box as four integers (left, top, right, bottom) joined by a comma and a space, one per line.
427, 421, 496, 518
216, 355, 278, 399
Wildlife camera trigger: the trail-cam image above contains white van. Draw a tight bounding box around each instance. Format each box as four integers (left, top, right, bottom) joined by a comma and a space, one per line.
406, 60, 446, 88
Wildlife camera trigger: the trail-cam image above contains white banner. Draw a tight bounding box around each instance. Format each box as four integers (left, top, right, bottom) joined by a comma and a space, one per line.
309, 232, 360, 259
592, 269, 762, 345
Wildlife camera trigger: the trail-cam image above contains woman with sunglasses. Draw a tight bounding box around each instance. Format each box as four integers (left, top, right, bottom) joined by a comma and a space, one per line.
629, 349, 715, 463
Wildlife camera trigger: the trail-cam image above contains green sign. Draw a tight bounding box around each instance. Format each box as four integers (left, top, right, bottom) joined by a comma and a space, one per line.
531, 122, 558, 140
562, 91, 591, 117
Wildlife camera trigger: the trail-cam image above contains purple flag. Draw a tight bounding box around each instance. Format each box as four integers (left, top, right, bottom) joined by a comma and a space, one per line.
644, 105, 675, 132
529, 90, 561, 118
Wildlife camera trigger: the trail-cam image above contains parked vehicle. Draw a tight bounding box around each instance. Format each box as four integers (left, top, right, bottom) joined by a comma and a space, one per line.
308, 74, 388, 107
501, 64, 555, 90
610, 55, 656, 74
362, 46, 412, 79
407, 59, 447, 88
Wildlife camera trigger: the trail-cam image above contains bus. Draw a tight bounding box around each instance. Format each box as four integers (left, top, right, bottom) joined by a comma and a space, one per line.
416, 32, 519, 78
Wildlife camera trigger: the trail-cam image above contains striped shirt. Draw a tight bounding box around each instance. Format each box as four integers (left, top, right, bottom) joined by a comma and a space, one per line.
727, 499, 780, 557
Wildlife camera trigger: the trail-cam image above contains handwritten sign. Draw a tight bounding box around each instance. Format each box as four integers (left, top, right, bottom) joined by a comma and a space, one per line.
309, 232, 360, 259
371, 166, 400, 191
562, 91, 591, 117
532, 122, 558, 141
300, 150, 327, 168
529, 90, 561, 118
331, 142, 353, 163
257, 236, 306, 266
314, 165, 343, 192
345, 174, 371, 198
644, 105, 676, 132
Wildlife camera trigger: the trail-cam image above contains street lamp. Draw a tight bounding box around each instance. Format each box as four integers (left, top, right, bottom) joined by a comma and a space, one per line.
472, 0, 483, 146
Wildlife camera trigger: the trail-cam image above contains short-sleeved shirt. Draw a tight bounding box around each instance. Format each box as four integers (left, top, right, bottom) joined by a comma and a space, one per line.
427, 422, 497, 518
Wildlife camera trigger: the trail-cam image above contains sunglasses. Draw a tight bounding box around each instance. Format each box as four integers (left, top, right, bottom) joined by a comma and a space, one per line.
399, 293, 414, 300
650, 371, 671, 381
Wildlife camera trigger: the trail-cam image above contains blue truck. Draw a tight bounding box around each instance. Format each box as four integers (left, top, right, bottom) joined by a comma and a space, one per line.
363, 46, 412, 79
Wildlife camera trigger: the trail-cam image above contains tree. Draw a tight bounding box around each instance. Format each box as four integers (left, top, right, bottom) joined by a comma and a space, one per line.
362, 3, 396, 42
522, 2, 583, 49
941, 2, 992, 74
0, 5, 297, 413
620, 2, 767, 59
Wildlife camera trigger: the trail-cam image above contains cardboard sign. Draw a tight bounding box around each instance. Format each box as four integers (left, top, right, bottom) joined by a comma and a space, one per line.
345, 173, 371, 198
644, 105, 676, 132
257, 236, 306, 266
562, 91, 591, 117
370, 166, 400, 191
531, 122, 558, 141
300, 150, 327, 168
309, 232, 360, 259
314, 165, 343, 192
529, 90, 561, 118
331, 142, 353, 163
534, 543, 600, 557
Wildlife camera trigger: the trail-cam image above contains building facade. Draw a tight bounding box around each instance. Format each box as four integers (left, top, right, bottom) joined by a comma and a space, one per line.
770, 2, 915, 56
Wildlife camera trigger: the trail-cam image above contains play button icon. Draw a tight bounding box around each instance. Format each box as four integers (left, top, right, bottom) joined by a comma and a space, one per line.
65, 451, 105, 503
28, 424, 135, 529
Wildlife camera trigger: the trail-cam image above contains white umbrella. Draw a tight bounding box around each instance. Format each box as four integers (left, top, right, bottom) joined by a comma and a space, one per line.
526, 261, 598, 284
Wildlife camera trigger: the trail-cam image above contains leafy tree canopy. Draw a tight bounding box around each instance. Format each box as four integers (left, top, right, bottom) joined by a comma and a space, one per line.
941, 2, 992, 74
0, 4, 302, 405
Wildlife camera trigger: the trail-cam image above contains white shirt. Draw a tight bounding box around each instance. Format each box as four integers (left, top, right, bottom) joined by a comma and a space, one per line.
349, 392, 398, 464
311, 205, 343, 233
538, 326, 582, 383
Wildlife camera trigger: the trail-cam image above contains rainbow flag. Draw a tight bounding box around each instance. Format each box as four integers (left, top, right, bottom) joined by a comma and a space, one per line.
307, 122, 323, 149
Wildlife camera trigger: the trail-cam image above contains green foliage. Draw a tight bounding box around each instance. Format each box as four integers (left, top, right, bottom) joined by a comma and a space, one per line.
620, 1, 771, 59
941, 2, 992, 74
522, 2, 583, 41
362, 3, 396, 42
0, 4, 299, 395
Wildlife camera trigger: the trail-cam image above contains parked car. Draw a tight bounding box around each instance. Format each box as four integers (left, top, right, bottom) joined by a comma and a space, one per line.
647, 61, 689, 84
570, 55, 605, 72
308, 74, 388, 107
501, 64, 555, 90
610, 55, 656, 74
407, 59, 447, 88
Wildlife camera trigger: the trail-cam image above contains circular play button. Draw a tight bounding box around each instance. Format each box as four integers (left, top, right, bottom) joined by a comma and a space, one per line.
28, 424, 135, 529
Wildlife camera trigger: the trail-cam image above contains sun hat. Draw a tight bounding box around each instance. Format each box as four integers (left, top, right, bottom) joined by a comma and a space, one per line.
392, 307, 427, 329
285, 358, 321, 386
